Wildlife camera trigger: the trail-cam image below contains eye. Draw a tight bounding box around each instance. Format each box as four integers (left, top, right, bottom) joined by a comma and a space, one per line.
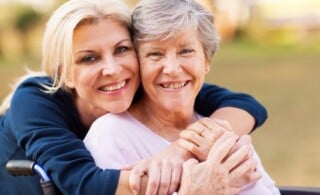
80, 55, 99, 64
114, 46, 131, 55
180, 49, 194, 56
146, 51, 163, 61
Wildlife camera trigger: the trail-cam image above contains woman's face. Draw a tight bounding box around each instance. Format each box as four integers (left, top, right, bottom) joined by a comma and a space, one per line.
66, 18, 140, 118
137, 29, 210, 113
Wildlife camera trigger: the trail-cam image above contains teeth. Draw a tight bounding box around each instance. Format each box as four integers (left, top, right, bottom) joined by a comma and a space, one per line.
102, 80, 126, 91
162, 82, 187, 89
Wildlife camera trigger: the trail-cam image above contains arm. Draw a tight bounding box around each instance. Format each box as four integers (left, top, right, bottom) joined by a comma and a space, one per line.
210, 107, 255, 135
195, 83, 268, 134
10, 79, 120, 194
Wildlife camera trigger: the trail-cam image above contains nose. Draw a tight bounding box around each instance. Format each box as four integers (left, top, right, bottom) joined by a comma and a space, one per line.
102, 56, 121, 76
162, 53, 182, 75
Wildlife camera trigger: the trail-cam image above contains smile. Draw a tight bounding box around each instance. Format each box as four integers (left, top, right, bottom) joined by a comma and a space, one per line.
100, 80, 126, 92
161, 81, 188, 89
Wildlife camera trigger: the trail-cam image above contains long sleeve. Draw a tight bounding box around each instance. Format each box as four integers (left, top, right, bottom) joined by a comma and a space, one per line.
3, 77, 119, 195
194, 83, 268, 129
239, 147, 280, 195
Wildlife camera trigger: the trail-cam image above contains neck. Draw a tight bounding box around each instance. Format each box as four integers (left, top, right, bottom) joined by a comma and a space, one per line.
74, 97, 107, 129
129, 98, 197, 142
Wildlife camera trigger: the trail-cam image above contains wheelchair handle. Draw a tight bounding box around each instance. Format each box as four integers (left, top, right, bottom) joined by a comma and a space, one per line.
6, 160, 57, 195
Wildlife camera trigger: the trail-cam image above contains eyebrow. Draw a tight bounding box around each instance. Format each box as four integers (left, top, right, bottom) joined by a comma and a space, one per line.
115, 38, 131, 47
74, 38, 132, 55
178, 41, 196, 47
139, 44, 164, 52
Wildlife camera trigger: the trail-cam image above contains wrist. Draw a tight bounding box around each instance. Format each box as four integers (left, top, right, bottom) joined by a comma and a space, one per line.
172, 140, 194, 160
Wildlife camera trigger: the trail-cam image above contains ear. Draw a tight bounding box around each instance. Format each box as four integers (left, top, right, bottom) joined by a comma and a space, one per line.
64, 72, 75, 89
205, 61, 210, 74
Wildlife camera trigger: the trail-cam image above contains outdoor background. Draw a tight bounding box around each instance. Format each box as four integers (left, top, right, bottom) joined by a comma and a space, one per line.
1, 0, 319, 187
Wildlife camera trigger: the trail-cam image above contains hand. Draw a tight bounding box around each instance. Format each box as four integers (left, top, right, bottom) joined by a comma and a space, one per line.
178, 117, 231, 161
123, 150, 184, 195
179, 132, 242, 195
225, 135, 261, 187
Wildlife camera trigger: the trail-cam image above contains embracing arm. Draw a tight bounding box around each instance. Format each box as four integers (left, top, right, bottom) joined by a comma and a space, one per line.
195, 83, 268, 135
9, 80, 121, 195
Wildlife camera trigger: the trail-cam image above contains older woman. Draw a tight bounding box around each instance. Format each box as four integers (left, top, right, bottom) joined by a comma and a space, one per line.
84, 0, 279, 194
0, 0, 267, 194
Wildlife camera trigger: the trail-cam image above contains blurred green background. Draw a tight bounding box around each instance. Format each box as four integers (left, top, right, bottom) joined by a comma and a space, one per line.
1, 0, 319, 187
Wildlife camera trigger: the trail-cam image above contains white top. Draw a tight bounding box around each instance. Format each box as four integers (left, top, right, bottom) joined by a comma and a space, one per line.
84, 111, 280, 195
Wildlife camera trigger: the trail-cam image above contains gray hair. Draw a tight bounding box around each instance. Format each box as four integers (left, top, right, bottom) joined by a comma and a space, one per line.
132, 0, 220, 60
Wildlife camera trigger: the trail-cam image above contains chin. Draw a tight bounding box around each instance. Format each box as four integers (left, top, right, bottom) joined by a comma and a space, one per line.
109, 103, 131, 114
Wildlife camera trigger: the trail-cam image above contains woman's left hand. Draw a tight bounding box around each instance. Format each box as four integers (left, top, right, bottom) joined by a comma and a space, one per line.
178, 117, 230, 161
122, 156, 183, 195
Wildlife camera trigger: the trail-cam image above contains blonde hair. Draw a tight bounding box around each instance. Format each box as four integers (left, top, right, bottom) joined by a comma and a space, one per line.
0, 0, 131, 114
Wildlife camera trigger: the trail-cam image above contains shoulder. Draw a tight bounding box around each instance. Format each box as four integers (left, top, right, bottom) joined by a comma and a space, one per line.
13, 76, 68, 104
85, 112, 137, 142
92, 112, 133, 127
9, 76, 77, 129
18, 76, 53, 89
12, 76, 54, 101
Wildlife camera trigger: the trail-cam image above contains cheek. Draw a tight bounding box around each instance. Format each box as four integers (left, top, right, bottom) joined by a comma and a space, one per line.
124, 54, 140, 73
140, 61, 157, 81
73, 68, 95, 90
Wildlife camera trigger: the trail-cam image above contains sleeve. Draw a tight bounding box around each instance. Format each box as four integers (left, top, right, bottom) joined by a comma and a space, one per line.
240, 147, 281, 195
194, 83, 268, 129
8, 85, 119, 195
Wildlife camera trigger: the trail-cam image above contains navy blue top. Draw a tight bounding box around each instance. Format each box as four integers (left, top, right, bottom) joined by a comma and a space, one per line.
0, 76, 267, 195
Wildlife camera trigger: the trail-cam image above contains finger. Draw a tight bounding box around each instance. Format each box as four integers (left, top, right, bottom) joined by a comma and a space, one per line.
229, 135, 252, 154
213, 118, 233, 131
121, 162, 137, 170
198, 118, 226, 137
157, 161, 171, 195
224, 144, 251, 172
185, 120, 204, 133
198, 117, 224, 131
177, 139, 200, 156
206, 128, 224, 145
129, 165, 146, 195
180, 130, 204, 147
229, 158, 261, 188
145, 162, 161, 195
183, 158, 199, 169
229, 158, 256, 184
207, 132, 238, 163
181, 125, 224, 149
248, 169, 262, 183
168, 164, 182, 194
229, 187, 242, 195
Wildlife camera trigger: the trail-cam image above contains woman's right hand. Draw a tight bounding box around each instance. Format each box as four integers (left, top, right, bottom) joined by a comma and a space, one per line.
228, 136, 261, 188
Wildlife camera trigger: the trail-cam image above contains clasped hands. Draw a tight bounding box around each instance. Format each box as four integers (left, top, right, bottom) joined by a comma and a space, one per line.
123, 118, 261, 195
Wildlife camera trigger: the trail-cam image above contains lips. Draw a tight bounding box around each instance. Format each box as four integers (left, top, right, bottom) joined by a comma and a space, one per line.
99, 80, 127, 92
160, 81, 188, 89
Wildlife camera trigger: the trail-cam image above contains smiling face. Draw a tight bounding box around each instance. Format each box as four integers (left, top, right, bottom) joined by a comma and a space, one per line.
137, 29, 210, 114
66, 18, 140, 121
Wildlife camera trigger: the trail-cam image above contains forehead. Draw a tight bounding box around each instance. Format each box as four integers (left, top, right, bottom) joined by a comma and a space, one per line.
138, 29, 201, 49
74, 17, 127, 35
73, 18, 130, 47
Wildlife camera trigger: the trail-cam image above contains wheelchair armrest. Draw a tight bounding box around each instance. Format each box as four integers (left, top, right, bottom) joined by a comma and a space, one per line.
279, 186, 320, 195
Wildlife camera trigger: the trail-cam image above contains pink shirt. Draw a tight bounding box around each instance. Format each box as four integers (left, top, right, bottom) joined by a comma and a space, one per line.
84, 111, 280, 195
